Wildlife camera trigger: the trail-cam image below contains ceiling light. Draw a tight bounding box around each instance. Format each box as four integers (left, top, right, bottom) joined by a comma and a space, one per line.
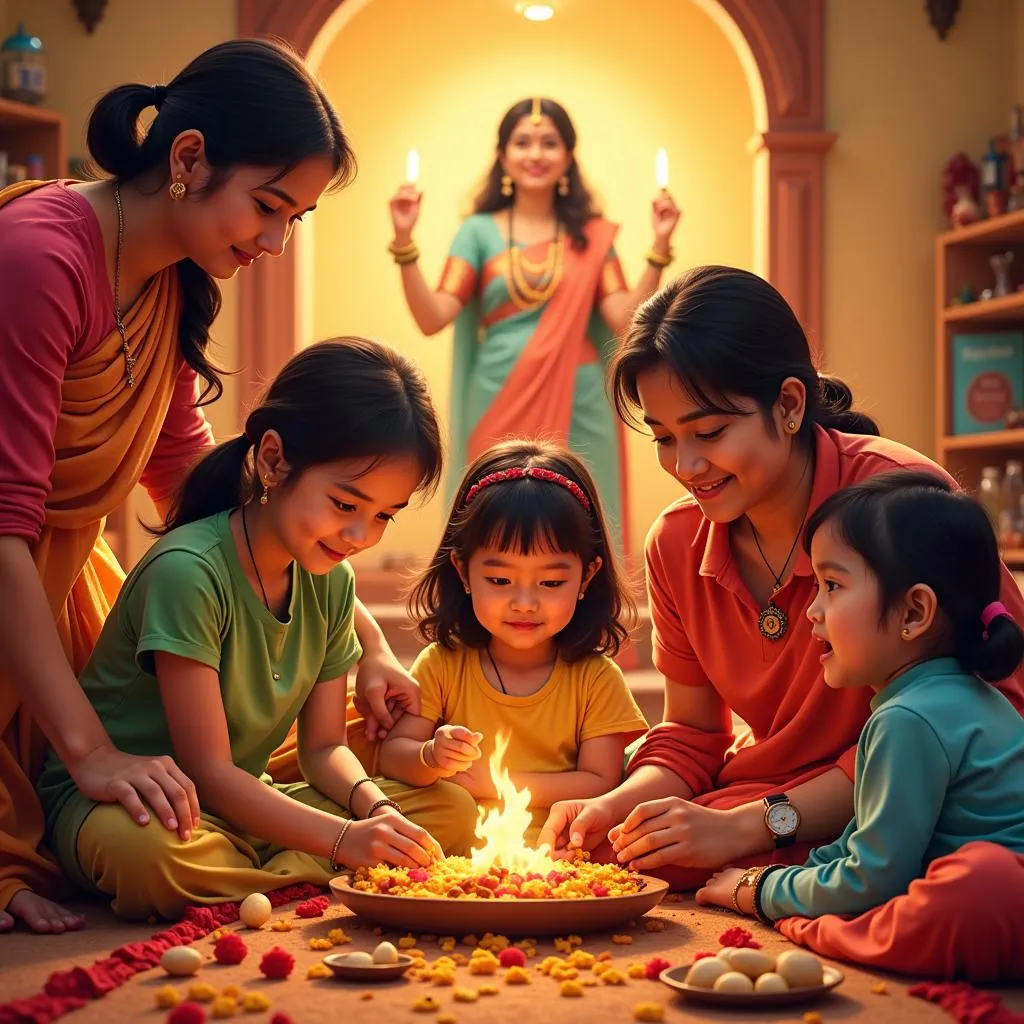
521, 4, 555, 21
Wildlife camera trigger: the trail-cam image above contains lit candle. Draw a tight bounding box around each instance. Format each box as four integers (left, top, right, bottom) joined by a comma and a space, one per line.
406, 148, 420, 185
655, 148, 669, 190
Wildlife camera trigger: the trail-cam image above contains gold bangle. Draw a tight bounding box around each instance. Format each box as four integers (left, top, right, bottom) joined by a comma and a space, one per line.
394, 249, 420, 266
730, 866, 762, 913
418, 740, 437, 769
388, 239, 418, 256
329, 818, 353, 872
645, 248, 673, 268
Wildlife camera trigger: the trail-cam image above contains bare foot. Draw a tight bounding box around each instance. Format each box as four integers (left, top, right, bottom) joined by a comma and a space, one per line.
5, 890, 86, 934
0, 910, 13, 932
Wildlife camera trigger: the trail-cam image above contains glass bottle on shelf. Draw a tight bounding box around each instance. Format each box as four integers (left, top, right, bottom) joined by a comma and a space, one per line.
999, 460, 1024, 548
980, 466, 1003, 532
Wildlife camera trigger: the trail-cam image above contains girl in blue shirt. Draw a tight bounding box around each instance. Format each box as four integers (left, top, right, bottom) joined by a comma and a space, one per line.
698, 470, 1024, 982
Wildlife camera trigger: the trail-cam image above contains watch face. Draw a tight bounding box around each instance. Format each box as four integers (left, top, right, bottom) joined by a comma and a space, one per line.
766, 802, 799, 836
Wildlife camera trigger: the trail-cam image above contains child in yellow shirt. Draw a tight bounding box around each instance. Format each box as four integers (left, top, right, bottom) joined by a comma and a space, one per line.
380, 440, 648, 842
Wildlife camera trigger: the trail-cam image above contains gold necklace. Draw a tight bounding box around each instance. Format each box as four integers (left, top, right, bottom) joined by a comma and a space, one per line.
112, 182, 137, 388
506, 208, 564, 310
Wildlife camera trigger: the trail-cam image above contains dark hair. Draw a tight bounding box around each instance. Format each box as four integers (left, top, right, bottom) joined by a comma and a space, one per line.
160, 337, 442, 533
471, 98, 600, 250
409, 439, 635, 661
86, 38, 355, 406
804, 470, 1024, 683
610, 266, 880, 442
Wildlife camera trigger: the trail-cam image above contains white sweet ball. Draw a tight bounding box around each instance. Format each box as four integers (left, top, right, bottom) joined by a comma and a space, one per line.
685, 957, 730, 988
372, 940, 400, 964
728, 948, 776, 979
344, 951, 375, 966
716, 946, 738, 961
775, 949, 824, 988
754, 972, 789, 993
160, 945, 203, 976
238, 892, 272, 929
712, 970, 755, 993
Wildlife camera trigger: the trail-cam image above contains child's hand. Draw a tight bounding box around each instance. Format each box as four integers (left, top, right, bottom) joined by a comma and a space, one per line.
430, 725, 483, 775
448, 748, 497, 800
696, 867, 750, 914
354, 650, 421, 742
342, 810, 443, 869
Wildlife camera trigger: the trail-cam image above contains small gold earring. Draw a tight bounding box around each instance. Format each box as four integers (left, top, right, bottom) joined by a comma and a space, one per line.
787, 420, 797, 432
578, 590, 585, 601
260, 479, 269, 505
558, 175, 570, 197
500, 174, 513, 198
169, 174, 186, 201
901, 627, 911, 638
464, 585, 471, 595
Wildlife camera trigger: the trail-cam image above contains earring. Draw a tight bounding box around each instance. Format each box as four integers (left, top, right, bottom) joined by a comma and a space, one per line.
578, 590, 585, 601
169, 174, 186, 201
558, 175, 570, 197
260, 477, 269, 505
464, 585, 471, 595
500, 174, 513, 198
786, 420, 797, 432
901, 627, 911, 638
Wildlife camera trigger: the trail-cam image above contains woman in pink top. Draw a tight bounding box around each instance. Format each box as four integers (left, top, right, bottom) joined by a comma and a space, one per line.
0, 41, 411, 935
539, 265, 1024, 888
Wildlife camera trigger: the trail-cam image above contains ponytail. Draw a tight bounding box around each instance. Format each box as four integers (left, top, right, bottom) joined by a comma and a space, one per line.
815, 375, 880, 436
85, 83, 155, 180
961, 611, 1024, 684
160, 434, 252, 533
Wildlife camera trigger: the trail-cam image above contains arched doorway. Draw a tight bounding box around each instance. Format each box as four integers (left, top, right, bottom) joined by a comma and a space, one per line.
235, 0, 834, 415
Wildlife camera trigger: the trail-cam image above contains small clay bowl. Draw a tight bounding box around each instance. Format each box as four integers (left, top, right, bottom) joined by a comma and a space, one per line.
321, 951, 415, 982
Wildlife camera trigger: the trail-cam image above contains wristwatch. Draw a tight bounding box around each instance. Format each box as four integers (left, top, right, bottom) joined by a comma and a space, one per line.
763, 793, 800, 848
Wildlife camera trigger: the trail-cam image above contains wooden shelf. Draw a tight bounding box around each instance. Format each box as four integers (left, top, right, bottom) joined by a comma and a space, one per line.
1000, 547, 1024, 565
0, 97, 63, 127
939, 208, 1024, 248
941, 429, 1024, 452
943, 291, 1024, 324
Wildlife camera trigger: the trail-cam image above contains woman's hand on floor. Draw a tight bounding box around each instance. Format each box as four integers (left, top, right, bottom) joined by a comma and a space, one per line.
68, 744, 200, 841
608, 797, 743, 872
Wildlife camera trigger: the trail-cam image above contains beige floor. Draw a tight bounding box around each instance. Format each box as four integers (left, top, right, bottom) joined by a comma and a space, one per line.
2, 894, 1021, 1023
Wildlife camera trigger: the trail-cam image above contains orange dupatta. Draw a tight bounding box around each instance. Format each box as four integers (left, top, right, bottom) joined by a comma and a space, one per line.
466, 218, 618, 461
0, 180, 182, 907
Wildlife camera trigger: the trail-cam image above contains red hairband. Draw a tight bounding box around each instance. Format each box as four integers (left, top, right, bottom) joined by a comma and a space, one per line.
463, 467, 592, 513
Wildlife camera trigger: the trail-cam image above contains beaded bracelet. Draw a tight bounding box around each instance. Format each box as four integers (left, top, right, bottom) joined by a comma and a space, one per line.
329, 818, 353, 872
347, 776, 374, 815
366, 797, 403, 818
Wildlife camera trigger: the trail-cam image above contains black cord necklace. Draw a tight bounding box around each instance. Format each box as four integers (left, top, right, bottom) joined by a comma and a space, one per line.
484, 645, 508, 694
241, 504, 271, 612
749, 520, 803, 640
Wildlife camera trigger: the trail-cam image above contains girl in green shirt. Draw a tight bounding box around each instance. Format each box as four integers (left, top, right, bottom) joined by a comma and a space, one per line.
38, 338, 478, 919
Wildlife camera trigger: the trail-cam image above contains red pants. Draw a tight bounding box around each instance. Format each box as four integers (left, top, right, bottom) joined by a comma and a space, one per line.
778, 842, 1024, 983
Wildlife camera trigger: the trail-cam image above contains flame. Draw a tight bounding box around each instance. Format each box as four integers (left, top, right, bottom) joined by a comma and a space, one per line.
469, 731, 559, 873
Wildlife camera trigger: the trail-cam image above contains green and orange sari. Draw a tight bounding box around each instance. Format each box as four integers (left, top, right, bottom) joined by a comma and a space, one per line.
439, 214, 630, 556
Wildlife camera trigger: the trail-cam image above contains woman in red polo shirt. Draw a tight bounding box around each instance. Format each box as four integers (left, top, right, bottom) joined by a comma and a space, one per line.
539, 265, 1024, 890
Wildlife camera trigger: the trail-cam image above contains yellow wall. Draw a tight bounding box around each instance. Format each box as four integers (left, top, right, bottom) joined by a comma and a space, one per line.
823, 0, 1019, 456
311, 0, 755, 565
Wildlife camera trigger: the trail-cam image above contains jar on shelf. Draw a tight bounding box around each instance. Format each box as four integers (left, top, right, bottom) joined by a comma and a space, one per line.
980, 466, 1003, 532
0, 23, 47, 105
999, 460, 1024, 548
